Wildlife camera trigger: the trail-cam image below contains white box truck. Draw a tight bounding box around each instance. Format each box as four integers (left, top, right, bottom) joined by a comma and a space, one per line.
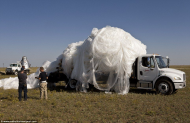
67, 54, 186, 95
129, 54, 186, 95
5, 56, 31, 75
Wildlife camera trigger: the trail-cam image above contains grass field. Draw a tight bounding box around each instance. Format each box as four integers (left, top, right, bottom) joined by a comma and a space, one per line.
0, 66, 190, 122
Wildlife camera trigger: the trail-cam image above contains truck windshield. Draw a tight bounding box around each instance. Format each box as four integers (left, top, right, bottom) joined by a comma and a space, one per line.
10, 64, 17, 67
155, 56, 167, 68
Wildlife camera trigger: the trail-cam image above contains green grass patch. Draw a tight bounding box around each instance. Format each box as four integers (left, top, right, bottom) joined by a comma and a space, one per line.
0, 66, 190, 122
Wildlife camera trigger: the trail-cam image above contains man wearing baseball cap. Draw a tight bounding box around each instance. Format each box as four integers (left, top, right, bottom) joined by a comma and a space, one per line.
38, 67, 48, 100
18, 67, 27, 101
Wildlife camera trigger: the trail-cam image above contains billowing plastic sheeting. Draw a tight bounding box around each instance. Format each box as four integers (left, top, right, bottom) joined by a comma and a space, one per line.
0, 59, 62, 89
0, 61, 49, 89
0, 54, 64, 89
62, 26, 146, 94
0, 26, 146, 95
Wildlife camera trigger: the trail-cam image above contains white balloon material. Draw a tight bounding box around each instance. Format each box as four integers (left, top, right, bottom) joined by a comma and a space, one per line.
0, 61, 51, 89
62, 26, 147, 94
0, 26, 146, 94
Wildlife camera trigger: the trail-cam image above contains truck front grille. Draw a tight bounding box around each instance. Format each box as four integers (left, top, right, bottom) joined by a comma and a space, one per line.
7, 68, 12, 72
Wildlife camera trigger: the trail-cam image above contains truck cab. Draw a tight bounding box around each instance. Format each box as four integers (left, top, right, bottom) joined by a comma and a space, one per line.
130, 54, 186, 95
5, 63, 21, 75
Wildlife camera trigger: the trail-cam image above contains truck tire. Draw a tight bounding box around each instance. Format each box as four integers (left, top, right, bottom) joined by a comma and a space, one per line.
67, 79, 77, 89
14, 70, 18, 75
155, 79, 174, 95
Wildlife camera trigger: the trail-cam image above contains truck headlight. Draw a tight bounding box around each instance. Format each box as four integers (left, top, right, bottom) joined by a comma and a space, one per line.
174, 77, 181, 80
160, 70, 164, 73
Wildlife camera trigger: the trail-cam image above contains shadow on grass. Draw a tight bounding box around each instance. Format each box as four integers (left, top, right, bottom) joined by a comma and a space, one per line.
0, 97, 9, 100
48, 84, 157, 95
48, 83, 107, 94
0, 96, 40, 101
129, 89, 157, 95
27, 96, 40, 100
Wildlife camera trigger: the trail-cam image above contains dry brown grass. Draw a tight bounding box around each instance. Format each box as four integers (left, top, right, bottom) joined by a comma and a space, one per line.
0, 66, 190, 122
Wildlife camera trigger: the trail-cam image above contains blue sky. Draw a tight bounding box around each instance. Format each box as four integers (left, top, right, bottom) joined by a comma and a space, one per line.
0, 0, 190, 67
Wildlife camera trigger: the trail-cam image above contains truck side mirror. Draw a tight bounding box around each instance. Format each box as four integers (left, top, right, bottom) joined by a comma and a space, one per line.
167, 58, 170, 68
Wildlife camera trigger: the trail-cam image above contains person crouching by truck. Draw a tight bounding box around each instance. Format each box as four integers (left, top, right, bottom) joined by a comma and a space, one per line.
18, 68, 27, 101
38, 67, 48, 100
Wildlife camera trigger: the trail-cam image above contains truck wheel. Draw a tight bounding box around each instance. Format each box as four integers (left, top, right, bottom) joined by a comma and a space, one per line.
155, 79, 174, 95
67, 79, 77, 89
14, 71, 18, 75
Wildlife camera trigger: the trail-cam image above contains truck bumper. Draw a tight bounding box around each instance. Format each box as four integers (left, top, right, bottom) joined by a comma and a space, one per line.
6, 72, 15, 74
174, 81, 186, 89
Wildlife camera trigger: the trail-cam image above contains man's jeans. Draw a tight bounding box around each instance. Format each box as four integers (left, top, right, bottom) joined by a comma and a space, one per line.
18, 83, 27, 101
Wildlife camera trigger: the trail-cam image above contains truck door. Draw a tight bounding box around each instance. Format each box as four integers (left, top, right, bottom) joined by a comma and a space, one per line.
139, 56, 158, 81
